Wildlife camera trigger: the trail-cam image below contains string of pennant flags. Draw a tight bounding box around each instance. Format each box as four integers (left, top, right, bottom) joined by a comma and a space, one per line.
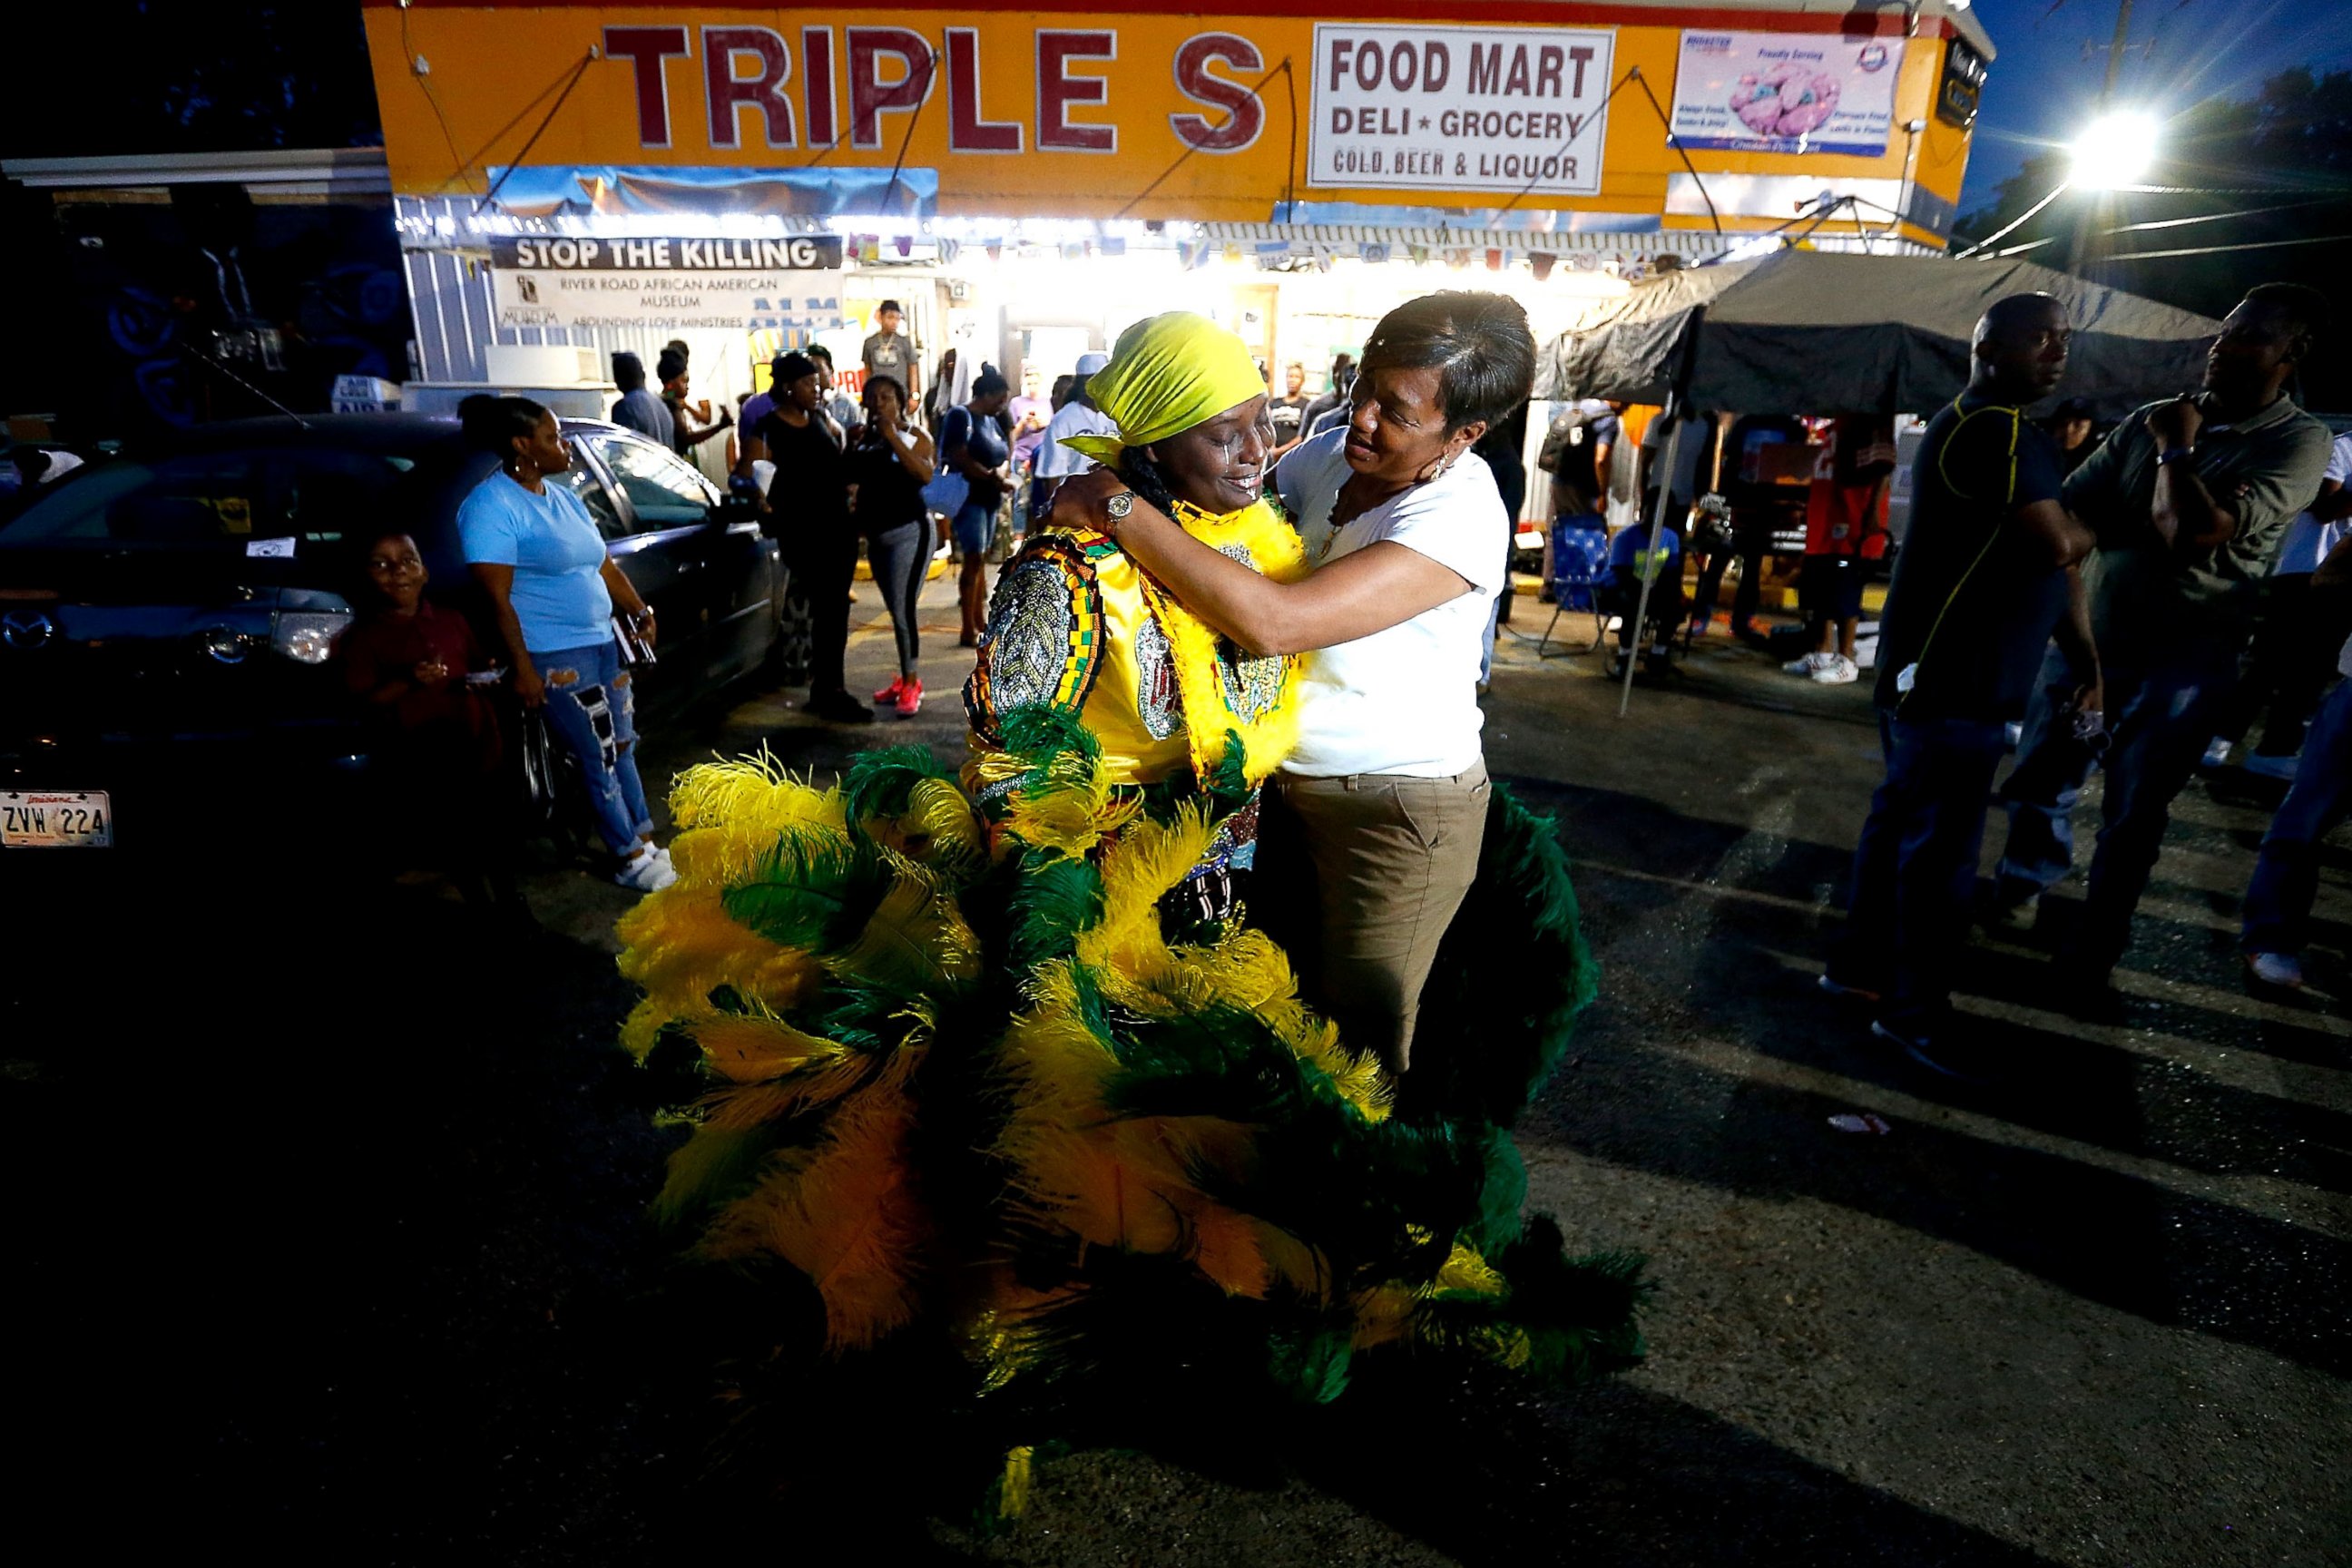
828, 230, 1655, 279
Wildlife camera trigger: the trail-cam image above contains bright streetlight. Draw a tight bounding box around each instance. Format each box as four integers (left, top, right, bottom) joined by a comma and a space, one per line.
2070, 111, 2159, 190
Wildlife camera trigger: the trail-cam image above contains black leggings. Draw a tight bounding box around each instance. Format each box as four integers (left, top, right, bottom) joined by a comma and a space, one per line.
866, 520, 929, 680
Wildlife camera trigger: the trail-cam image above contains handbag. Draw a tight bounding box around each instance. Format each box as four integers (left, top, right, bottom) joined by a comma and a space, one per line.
921, 467, 969, 516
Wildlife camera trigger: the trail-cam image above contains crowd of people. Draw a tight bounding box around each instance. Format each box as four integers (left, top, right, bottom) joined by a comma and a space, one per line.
333, 283, 2344, 1050
312, 281, 2347, 1499
1828, 282, 2338, 1076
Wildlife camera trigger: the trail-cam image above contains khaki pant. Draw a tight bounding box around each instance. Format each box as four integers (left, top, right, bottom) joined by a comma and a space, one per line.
1268, 760, 1490, 1075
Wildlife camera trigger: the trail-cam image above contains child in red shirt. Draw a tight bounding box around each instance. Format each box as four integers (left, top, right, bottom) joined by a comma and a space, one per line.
336, 530, 515, 904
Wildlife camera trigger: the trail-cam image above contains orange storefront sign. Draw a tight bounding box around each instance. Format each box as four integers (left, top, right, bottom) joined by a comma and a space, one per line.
363, 2, 1973, 236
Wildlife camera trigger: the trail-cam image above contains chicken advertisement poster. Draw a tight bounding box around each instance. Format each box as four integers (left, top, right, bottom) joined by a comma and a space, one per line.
1668, 31, 1902, 156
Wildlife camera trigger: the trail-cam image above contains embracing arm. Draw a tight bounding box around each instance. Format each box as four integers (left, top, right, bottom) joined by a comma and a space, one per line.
1055, 469, 1469, 657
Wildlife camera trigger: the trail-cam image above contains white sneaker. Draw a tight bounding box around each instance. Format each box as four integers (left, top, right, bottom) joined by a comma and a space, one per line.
1784, 652, 1824, 676
2246, 951, 2305, 989
615, 848, 678, 892
2241, 751, 2300, 781
1811, 654, 1859, 685
2201, 737, 2232, 769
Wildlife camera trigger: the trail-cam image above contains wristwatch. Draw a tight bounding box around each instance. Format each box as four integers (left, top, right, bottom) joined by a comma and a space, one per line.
2157, 445, 2198, 467
1104, 490, 1136, 524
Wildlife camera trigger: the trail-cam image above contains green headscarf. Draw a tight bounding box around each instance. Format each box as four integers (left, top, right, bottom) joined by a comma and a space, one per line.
1060, 312, 1267, 467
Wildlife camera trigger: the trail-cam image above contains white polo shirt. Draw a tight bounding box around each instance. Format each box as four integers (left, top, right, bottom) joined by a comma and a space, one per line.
1275, 427, 1505, 778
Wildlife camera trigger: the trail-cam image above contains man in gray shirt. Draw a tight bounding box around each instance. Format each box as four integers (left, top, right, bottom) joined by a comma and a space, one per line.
609, 351, 673, 448
1989, 282, 2335, 994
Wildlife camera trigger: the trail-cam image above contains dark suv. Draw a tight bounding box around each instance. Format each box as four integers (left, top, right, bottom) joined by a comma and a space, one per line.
0, 414, 780, 851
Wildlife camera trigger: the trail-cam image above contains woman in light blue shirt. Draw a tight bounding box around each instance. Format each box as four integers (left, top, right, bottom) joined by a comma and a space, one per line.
457, 395, 674, 892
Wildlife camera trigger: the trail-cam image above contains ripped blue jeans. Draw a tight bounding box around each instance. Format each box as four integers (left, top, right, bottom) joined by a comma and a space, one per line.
534, 639, 651, 857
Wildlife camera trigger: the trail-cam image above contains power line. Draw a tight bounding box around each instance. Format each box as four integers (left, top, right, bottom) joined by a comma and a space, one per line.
401, 0, 474, 197
2113, 182, 2352, 196
874, 47, 940, 216
2101, 196, 2342, 234
2103, 232, 2352, 261
474, 48, 598, 215
1953, 180, 2070, 257
1494, 70, 1634, 218
1111, 57, 1294, 222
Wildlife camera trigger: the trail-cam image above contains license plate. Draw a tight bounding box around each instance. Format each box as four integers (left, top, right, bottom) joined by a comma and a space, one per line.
0, 790, 113, 848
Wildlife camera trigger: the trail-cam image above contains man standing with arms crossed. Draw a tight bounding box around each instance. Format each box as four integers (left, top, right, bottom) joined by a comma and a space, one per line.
1824, 294, 2097, 1079
1986, 284, 2334, 1004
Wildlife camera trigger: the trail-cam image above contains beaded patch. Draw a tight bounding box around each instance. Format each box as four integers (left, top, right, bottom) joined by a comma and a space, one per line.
963, 535, 1104, 743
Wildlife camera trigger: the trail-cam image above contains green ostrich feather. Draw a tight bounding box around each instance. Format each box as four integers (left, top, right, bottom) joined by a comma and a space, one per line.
1007, 851, 1105, 968
1416, 1216, 1650, 1386
841, 745, 956, 823
721, 829, 887, 953
998, 705, 1105, 784
1410, 783, 1599, 1127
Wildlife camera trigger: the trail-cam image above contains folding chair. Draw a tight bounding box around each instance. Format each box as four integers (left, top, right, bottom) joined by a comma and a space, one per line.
1536, 516, 1612, 658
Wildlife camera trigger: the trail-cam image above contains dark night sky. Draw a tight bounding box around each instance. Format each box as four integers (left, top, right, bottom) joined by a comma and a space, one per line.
1959, 0, 2352, 208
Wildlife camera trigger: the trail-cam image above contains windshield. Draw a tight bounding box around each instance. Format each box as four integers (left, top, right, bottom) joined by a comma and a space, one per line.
0, 447, 440, 550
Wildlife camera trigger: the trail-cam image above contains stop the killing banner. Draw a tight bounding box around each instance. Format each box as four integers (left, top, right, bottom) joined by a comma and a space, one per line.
1668, 31, 1902, 157
486, 234, 848, 333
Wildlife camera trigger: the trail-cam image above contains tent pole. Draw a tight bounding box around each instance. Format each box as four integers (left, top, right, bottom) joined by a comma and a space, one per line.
1617, 410, 1682, 717
1618, 304, 1708, 719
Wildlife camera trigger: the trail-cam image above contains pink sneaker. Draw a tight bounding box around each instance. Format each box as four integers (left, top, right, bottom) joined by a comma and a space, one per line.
895, 676, 924, 717
873, 675, 906, 704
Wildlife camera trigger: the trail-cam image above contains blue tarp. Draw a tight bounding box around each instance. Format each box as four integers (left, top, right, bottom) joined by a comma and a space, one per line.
483, 165, 937, 220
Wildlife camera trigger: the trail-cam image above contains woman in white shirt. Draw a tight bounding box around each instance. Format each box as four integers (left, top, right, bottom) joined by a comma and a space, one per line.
1052, 291, 1534, 1081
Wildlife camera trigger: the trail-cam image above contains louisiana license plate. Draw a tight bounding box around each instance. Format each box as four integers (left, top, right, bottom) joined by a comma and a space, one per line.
0, 790, 113, 848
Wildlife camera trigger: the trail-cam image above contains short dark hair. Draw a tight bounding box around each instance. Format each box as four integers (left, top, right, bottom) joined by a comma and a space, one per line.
862, 373, 906, 411
807, 344, 835, 368
877, 299, 903, 316
2242, 281, 2329, 348
612, 350, 646, 390
457, 394, 549, 458
1359, 291, 1535, 434
970, 364, 1009, 397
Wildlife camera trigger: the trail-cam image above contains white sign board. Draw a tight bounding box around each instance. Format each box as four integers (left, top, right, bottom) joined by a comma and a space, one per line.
1669, 31, 1902, 156
489, 268, 849, 334
1307, 24, 1615, 197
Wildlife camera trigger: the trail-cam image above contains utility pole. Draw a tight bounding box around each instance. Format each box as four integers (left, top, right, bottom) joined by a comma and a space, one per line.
2069, 0, 2141, 273
2099, 0, 2135, 103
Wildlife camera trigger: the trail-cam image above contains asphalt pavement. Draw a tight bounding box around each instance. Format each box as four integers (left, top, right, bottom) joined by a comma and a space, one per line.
5, 562, 2345, 1565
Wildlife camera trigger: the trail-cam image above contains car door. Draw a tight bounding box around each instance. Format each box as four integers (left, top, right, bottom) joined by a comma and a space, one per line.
580, 430, 766, 687
561, 433, 704, 687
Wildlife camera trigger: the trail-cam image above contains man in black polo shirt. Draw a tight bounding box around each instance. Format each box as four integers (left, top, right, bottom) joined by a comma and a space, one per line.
1987, 284, 2335, 995
1824, 293, 2098, 1077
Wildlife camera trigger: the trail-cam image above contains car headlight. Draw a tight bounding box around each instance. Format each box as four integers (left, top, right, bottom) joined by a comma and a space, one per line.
272, 610, 352, 665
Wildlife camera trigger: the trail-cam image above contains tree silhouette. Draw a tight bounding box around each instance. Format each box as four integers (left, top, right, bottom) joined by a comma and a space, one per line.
1955, 68, 2352, 408
1, 3, 380, 156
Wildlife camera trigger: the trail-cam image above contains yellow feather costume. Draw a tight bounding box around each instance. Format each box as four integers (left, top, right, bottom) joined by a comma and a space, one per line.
611, 312, 1640, 1512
